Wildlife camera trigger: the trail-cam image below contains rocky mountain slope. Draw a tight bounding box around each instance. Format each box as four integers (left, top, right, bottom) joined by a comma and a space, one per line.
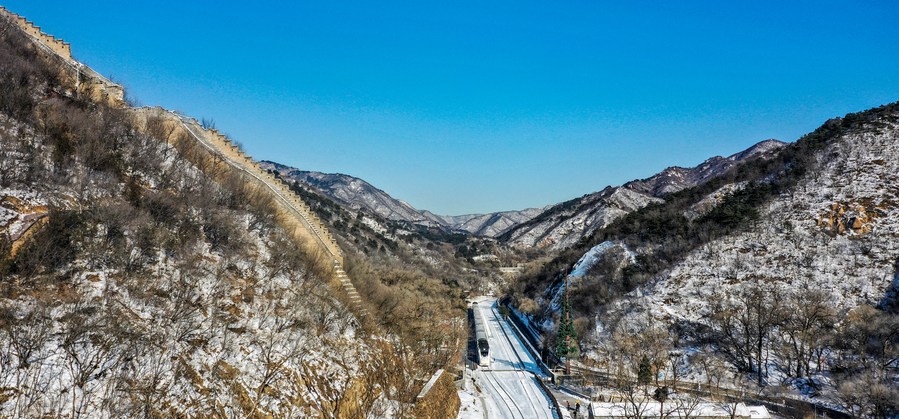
261, 161, 439, 225
427, 207, 547, 237
606, 118, 899, 331
0, 11, 461, 418
624, 139, 785, 197
261, 160, 545, 237
515, 102, 899, 410
497, 139, 786, 250
268, 167, 504, 279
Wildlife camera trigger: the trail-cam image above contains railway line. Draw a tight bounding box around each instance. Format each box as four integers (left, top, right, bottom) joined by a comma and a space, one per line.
480, 370, 524, 418
469, 298, 557, 419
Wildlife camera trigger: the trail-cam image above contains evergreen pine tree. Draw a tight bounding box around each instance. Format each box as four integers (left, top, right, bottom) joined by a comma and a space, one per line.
638, 355, 653, 384
555, 277, 579, 374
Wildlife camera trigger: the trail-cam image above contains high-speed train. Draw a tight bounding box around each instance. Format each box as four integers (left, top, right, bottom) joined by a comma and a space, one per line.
472, 303, 491, 367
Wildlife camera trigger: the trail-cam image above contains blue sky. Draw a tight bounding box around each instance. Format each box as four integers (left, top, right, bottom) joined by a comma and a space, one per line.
8, 1, 899, 214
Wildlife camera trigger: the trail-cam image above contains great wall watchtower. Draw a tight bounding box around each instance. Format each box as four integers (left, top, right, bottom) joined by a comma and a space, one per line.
0, 6, 72, 58
0, 6, 125, 107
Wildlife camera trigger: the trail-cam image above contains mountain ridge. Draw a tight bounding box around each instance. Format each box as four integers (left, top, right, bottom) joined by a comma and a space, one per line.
260, 160, 547, 236
511, 101, 899, 410
497, 138, 787, 249
262, 138, 786, 244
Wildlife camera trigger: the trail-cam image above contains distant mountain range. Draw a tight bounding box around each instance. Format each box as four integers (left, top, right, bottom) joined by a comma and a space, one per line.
262, 139, 785, 248
260, 161, 547, 236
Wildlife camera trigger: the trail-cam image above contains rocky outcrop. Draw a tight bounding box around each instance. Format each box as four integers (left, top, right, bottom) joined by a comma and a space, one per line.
1, 192, 49, 257
817, 200, 882, 236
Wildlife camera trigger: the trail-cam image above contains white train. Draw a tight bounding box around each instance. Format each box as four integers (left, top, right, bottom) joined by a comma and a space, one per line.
472, 303, 491, 367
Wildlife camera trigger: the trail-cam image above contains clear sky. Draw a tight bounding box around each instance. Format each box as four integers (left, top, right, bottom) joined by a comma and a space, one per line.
7, 1, 899, 215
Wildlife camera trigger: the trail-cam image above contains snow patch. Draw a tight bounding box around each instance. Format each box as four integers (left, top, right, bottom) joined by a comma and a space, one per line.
570, 241, 616, 278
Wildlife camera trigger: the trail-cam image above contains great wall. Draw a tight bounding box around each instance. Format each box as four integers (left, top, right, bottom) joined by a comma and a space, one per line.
0, 6, 70, 58
0, 6, 370, 321
0, 10, 472, 416
0, 6, 125, 107
129, 106, 370, 320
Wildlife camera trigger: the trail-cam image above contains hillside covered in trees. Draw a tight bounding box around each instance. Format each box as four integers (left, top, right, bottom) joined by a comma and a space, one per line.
508, 102, 899, 415
0, 12, 462, 417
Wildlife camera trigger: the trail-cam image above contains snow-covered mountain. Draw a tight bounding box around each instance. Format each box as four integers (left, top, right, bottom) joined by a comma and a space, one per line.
594, 108, 899, 332
498, 186, 663, 250
0, 12, 460, 417
264, 140, 784, 245
261, 161, 441, 224
624, 139, 786, 197
498, 139, 786, 249
261, 161, 546, 237
424, 208, 548, 237
0, 94, 369, 417
518, 102, 899, 408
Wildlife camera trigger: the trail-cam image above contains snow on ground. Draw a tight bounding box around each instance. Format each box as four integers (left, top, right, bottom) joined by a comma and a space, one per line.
505, 188, 661, 251
509, 305, 543, 347
543, 241, 634, 324
0, 126, 367, 416
613, 123, 899, 328
591, 401, 771, 419
684, 181, 747, 221
457, 386, 486, 419
465, 298, 556, 419
570, 241, 616, 278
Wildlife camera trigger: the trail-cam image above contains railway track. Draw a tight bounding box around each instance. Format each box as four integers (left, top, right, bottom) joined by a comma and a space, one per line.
475, 301, 557, 419
491, 305, 554, 419
481, 368, 525, 418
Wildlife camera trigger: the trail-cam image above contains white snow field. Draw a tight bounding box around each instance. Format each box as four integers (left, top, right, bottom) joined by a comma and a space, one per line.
463, 298, 558, 419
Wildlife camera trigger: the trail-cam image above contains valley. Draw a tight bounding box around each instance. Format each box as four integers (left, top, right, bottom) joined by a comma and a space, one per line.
0, 4, 896, 419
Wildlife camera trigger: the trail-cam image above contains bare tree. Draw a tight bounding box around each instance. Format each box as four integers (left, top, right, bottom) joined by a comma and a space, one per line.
247, 288, 312, 413
695, 352, 728, 393
617, 381, 652, 419
55, 291, 141, 417
778, 287, 835, 378
671, 391, 704, 419
0, 305, 51, 369
707, 280, 786, 386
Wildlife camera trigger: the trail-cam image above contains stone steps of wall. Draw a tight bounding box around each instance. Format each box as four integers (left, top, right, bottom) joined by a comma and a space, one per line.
333, 261, 369, 320
175, 114, 343, 260
208, 134, 370, 320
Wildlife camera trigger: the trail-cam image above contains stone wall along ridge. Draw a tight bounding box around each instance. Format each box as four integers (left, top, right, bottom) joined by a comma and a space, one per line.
0, 6, 71, 58
1, 7, 367, 319
0, 6, 125, 106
